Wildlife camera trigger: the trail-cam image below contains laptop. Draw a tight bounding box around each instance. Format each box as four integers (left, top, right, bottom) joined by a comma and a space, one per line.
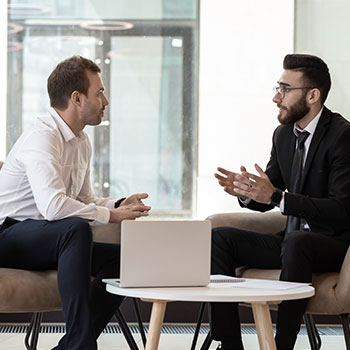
111, 220, 211, 288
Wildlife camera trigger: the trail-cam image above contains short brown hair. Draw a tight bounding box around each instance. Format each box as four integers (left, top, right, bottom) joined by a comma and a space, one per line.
283, 54, 331, 104
47, 55, 101, 110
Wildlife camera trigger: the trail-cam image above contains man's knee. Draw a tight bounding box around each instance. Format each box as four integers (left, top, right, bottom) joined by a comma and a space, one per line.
61, 217, 93, 245
281, 231, 313, 261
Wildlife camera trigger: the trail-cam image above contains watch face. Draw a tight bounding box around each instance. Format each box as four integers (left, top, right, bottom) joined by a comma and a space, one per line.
271, 189, 282, 206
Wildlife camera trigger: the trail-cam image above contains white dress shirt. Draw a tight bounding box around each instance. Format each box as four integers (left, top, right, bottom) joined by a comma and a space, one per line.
0, 108, 115, 225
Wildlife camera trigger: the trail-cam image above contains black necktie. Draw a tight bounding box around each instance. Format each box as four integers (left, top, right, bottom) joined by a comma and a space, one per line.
285, 130, 310, 233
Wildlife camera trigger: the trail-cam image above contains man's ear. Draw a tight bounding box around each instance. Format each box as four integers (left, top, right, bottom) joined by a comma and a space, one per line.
71, 91, 81, 106
307, 88, 321, 105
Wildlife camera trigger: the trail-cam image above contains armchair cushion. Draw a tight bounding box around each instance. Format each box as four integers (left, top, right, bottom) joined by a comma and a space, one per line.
0, 268, 60, 312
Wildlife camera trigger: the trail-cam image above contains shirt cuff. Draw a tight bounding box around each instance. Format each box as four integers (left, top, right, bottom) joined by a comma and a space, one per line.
279, 193, 285, 213
239, 197, 251, 206
90, 206, 110, 226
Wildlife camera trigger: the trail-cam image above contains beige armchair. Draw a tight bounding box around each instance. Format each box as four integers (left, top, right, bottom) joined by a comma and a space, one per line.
0, 161, 139, 350
207, 211, 350, 350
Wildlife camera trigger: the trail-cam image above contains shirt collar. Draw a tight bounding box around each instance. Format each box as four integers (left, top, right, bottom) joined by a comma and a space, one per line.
293, 106, 323, 137
49, 107, 85, 142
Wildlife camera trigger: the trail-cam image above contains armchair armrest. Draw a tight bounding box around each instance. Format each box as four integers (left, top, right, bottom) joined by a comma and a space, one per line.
207, 211, 286, 234
91, 223, 121, 244
335, 246, 350, 308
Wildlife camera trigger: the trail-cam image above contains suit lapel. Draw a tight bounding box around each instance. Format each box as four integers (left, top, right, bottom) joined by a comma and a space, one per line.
301, 107, 332, 189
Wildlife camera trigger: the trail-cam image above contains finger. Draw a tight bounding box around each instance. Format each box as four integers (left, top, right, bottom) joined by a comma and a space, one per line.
130, 204, 151, 211
233, 187, 251, 198
137, 193, 149, 200
235, 174, 251, 187
254, 163, 267, 177
141, 205, 151, 211
217, 167, 232, 176
241, 171, 259, 182
233, 180, 251, 192
214, 173, 227, 181
240, 165, 247, 172
134, 210, 150, 218
236, 173, 250, 182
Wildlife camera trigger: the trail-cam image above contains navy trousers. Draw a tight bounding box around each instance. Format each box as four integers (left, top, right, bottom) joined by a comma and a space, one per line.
210, 227, 349, 350
0, 216, 123, 350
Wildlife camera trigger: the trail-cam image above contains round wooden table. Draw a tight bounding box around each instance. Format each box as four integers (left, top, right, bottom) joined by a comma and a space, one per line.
104, 279, 314, 350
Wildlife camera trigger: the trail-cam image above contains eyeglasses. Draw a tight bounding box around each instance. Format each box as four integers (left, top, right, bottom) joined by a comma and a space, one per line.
273, 86, 314, 99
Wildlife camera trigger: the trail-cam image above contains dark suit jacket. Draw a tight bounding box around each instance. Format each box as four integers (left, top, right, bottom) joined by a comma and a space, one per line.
241, 106, 350, 240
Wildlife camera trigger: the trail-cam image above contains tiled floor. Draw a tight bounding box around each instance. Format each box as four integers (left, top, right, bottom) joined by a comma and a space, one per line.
0, 325, 346, 349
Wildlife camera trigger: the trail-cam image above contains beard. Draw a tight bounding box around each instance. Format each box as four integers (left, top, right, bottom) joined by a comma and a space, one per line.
277, 94, 310, 126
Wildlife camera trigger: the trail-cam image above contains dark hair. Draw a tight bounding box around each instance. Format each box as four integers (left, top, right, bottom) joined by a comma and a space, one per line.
283, 54, 331, 104
47, 55, 101, 110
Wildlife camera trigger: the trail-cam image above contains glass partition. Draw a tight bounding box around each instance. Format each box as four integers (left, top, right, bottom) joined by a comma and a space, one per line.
7, 0, 199, 217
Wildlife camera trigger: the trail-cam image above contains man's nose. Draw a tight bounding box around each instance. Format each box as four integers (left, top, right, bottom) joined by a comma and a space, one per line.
272, 92, 281, 104
103, 94, 109, 106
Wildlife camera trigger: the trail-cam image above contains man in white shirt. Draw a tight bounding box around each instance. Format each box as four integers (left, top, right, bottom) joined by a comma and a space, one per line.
0, 55, 151, 350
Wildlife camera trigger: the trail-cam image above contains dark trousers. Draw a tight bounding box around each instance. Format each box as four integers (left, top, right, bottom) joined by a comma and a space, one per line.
210, 226, 349, 350
0, 217, 123, 350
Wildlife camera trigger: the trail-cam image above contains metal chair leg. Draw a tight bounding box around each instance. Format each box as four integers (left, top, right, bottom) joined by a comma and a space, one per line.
340, 313, 350, 350
303, 313, 321, 350
115, 309, 139, 350
200, 331, 212, 350
25, 312, 43, 350
132, 298, 147, 348
191, 302, 207, 350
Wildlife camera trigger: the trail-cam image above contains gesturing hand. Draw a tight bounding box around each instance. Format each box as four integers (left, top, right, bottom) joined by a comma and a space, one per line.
121, 193, 149, 206
214, 166, 249, 198
233, 164, 275, 204
109, 203, 151, 223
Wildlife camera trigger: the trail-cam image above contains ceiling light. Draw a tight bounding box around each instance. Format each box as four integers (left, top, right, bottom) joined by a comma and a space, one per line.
8, 3, 51, 16
80, 20, 134, 31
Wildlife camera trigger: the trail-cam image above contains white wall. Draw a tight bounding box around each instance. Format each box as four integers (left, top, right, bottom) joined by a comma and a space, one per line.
197, 0, 294, 219
295, 0, 350, 119
0, 1, 7, 161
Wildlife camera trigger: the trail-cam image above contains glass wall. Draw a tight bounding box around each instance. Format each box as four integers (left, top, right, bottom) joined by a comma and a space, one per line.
295, 0, 350, 119
7, 0, 199, 217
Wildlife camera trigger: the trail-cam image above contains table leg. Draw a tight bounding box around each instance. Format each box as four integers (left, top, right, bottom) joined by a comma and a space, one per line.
251, 302, 276, 350
145, 300, 167, 350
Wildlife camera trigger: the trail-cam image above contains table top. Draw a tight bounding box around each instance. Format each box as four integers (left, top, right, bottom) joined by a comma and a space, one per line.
104, 279, 315, 303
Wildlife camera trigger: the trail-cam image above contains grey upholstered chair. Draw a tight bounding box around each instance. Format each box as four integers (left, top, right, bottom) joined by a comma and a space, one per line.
201, 211, 350, 350
0, 161, 141, 350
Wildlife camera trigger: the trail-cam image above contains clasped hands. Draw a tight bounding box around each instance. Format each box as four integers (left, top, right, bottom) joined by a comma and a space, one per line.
109, 193, 151, 222
214, 164, 275, 204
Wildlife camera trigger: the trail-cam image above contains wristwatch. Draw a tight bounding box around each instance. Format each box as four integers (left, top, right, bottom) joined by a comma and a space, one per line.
114, 197, 126, 208
270, 188, 283, 207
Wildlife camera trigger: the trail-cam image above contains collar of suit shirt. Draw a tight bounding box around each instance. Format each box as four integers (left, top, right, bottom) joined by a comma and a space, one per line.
293, 106, 323, 138
49, 107, 86, 143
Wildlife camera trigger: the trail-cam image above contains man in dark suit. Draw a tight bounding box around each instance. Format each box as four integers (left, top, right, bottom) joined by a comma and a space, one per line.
210, 54, 350, 350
